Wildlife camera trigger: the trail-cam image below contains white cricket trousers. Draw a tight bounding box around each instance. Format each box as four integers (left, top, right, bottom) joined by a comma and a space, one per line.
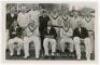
88, 31, 94, 53
8, 37, 23, 56
23, 36, 41, 59
6, 30, 9, 49
60, 37, 74, 52
73, 37, 91, 60
43, 38, 57, 56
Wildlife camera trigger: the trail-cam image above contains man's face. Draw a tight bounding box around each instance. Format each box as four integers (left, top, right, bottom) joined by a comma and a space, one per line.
10, 7, 16, 13
53, 9, 57, 14
86, 15, 92, 19
65, 15, 69, 19
64, 27, 69, 32
74, 14, 78, 18
21, 6, 27, 13
73, 11, 79, 18
85, 15, 92, 23
31, 5, 37, 11
47, 26, 51, 30
43, 12, 47, 17
13, 21, 17, 26
78, 22, 82, 28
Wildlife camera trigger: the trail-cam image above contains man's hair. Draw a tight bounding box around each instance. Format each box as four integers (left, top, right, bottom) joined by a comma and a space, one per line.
42, 9, 47, 13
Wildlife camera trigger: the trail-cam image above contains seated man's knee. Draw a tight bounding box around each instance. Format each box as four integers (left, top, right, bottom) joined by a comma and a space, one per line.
84, 37, 90, 43
60, 39, 65, 44
52, 39, 56, 43
8, 39, 14, 46
33, 37, 41, 44
33, 36, 39, 40
69, 38, 74, 44
43, 38, 49, 46
73, 37, 80, 43
44, 38, 48, 42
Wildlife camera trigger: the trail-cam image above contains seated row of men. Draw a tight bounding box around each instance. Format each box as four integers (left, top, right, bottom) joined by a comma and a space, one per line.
7, 20, 92, 60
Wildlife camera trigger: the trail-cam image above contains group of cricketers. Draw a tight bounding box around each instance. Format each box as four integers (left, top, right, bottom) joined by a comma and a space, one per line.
6, 4, 95, 60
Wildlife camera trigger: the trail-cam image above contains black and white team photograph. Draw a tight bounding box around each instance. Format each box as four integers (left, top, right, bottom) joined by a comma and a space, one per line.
5, 3, 95, 60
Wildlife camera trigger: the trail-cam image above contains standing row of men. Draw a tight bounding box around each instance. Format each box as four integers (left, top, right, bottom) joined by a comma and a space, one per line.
6, 5, 95, 60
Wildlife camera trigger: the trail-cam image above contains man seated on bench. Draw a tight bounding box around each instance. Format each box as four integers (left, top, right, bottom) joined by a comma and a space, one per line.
43, 25, 57, 59
59, 20, 74, 57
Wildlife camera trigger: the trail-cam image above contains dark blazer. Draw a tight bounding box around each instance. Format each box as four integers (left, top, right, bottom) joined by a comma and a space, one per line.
39, 15, 50, 36
6, 13, 17, 29
9, 24, 23, 39
73, 27, 89, 39
44, 27, 57, 39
